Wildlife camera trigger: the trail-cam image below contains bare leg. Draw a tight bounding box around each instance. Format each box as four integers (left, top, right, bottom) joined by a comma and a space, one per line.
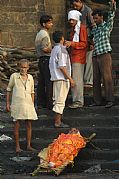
54, 113, 61, 126
26, 120, 36, 151
14, 121, 22, 153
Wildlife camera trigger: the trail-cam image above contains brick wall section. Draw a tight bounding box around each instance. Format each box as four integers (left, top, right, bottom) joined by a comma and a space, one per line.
0, 0, 66, 47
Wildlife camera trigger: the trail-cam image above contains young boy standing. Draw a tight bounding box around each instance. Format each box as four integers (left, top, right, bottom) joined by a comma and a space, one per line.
49, 31, 75, 128
35, 15, 53, 110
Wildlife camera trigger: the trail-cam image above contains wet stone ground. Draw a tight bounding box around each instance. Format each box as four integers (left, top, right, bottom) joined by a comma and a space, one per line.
0, 90, 119, 179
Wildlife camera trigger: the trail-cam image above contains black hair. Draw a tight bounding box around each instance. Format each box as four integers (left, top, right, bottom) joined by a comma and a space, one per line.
92, 9, 104, 17
52, 31, 64, 43
40, 15, 53, 26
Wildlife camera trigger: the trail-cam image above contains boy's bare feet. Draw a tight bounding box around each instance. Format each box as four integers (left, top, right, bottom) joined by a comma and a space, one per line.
16, 148, 23, 153
27, 146, 37, 152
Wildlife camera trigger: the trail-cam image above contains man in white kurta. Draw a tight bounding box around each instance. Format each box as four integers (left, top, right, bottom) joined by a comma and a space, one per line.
7, 73, 38, 120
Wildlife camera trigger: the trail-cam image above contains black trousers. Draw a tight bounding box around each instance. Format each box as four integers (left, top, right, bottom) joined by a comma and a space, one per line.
37, 56, 53, 109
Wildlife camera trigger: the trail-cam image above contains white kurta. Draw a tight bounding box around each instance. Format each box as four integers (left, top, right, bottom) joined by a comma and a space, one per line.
7, 73, 38, 120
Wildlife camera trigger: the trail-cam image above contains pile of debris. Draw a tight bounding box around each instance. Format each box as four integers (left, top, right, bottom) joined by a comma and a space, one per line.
0, 45, 38, 88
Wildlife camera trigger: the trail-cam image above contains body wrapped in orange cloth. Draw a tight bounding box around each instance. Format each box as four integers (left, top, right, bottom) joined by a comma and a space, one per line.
32, 128, 96, 176
46, 132, 86, 168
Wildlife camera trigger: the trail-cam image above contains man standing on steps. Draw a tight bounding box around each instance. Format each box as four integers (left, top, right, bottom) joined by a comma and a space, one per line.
71, 0, 95, 87
90, 0, 116, 108
35, 15, 53, 110
65, 10, 87, 109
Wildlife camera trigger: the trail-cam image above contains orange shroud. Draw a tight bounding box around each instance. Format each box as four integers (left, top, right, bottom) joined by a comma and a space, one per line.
47, 133, 86, 168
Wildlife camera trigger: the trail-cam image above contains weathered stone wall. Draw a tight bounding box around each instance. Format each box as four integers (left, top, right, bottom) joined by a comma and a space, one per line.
0, 0, 118, 47
44, 0, 66, 33
0, 0, 66, 47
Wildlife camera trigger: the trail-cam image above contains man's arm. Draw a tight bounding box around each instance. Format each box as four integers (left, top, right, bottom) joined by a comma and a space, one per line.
31, 93, 35, 103
6, 91, 11, 112
41, 37, 52, 53
109, 0, 116, 11
107, 0, 116, 31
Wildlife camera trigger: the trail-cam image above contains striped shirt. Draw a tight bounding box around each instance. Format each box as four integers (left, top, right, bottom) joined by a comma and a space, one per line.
91, 10, 115, 57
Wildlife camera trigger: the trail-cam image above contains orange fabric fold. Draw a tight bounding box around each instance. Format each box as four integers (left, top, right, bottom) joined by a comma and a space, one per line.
47, 133, 86, 168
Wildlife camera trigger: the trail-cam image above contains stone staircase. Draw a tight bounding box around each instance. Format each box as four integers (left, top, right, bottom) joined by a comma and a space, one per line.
0, 6, 119, 179
0, 101, 119, 177
111, 8, 119, 86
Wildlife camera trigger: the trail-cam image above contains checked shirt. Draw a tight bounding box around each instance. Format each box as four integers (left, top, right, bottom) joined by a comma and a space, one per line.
91, 10, 116, 57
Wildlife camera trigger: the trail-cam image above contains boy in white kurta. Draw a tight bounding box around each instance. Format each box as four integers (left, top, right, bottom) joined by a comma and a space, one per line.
49, 31, 75, 127
6, 59, 38, 153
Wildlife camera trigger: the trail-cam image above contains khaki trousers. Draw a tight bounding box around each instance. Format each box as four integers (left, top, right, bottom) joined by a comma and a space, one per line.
53, 80, 70, 114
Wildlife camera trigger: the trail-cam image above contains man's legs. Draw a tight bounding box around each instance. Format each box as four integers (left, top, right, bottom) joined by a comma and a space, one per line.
84, 50, 93, 86
14, 120, 21, 153
99, 53, 114, 103
37, 57, 53, 109
93, 56, 102, 105
71, 63, 85, 106
26, 120, 35, 151
44, 60, 53, 109
37, 60, 47, 108
53, 81, 70, 127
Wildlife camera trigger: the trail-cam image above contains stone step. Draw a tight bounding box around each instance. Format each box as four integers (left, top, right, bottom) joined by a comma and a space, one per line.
1, 157, 119, 175
5, 113, 117, 127
74, 160, 119, 173
1, 127, 119, 139
112, 52, 119, 58
1, 144, 119, 161
20, 138, 119, 150
2, 173, 119, 179
63, 106, 119, 117
112, 59, 119, 65
31, 116, 119, 127
111, 27, 119, 35
1, 135, 119, 151
114, 19, 119, 27
111, 35, 119, 43
112, 44, 119, 53
79, 149, 119, 161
